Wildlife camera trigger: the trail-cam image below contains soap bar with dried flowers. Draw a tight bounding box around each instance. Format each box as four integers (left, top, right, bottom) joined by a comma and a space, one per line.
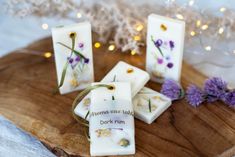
52, 22, 94, 94
133, 87, 172, 124
89, 82, 135, 156
74, 61, 150, 120
146, 14, 185, 83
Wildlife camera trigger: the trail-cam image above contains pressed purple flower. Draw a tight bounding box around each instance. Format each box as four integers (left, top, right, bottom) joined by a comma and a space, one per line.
167, 62, 174, 68
186, 85, 205, 107
154, 39, 163, 47
78, 43, 84, 48
223, 91, 235, 107
84, 58, 89, 64
169, 40, 175, 50
161, 79, 184, 101
157, 58, 163, 64
75, 56, 81, 62
204, 77, 228, 102
68, 57, 73, 64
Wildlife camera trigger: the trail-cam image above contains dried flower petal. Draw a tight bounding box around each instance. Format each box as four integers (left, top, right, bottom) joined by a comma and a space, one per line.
154, 39, 163, 47
169, 40, 175, 50
223, 91, 235, 107
204, 77, 228, 102
157, 58, 163, 64
118, 138, 130, 147
167, 62, 174, 68
186, 85, 205, 107
84, 58, 89, 64
161, 79, 184, 100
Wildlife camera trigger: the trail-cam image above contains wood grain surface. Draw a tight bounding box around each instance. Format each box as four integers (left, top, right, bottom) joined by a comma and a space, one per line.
0, 36, 235, 157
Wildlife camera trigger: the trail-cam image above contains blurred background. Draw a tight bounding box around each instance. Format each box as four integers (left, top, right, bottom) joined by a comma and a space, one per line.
0, 0, 235, 87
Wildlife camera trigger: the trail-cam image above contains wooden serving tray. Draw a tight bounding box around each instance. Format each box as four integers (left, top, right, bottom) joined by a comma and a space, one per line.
0, 37, 235, 157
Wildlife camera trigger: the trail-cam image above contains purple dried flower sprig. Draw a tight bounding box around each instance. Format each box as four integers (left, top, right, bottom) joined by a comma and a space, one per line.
161, 79, 185, 101
186, 85, 206, 107
186, 77, 234, 108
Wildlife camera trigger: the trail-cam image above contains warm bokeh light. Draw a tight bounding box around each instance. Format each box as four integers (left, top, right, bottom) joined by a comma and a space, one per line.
131, 50, 136, 55
190, 31, 196, 36
176, 14, 184, 20
218, 27, 224, 34
205, 46, 211, 51
201, 24, 208, 30
220, 7, 226, 12
133, 35, 141, 41
94, 42, 101, 48
77, 13, 82, 18
135, 24, 144, 32
44, 52, 52, 58
108, 44, 115, 51
41, 23, 48, 30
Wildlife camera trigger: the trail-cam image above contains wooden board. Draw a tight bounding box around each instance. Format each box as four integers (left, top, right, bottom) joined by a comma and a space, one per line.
0, 36, 235, 157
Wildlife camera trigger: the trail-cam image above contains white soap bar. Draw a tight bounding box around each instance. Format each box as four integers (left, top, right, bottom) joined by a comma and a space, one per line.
74, 61, 150, 120
133, 87, 172, 124
89, 82, 135, 156
146, 14, 185, 83
52, 22, 94, 94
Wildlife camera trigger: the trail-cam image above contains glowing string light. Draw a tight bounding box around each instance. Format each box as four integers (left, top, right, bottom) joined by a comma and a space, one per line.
77, 13, 82, 18
196, 20, 201, 27
176, 14, 184, 20
218, 27, 224, 34
131, 50, 136, 55
135, 24, 144, 32
44, 52, 52, 58
108, 44, 115, 51
189, 0, 194, 6
41, 23, 48, 30
190, 31, 196, 36
133, 35, 141, 41
94, 42, 101, 48
220, 7, 226, 12
201, 24, 208, 30
205, 46, 211, 51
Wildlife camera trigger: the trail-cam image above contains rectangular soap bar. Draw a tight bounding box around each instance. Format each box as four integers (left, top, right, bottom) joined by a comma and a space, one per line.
52, 22, 94, 94
74, 61, 150, 120
146, 14, 185, 83
89, 82, 135, 156
133, 87, 172, 124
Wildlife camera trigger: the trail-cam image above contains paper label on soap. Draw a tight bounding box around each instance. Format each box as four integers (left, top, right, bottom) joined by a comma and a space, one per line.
89, 82, 135, 155
90, 99, 134, 154
90, 99, 134, 130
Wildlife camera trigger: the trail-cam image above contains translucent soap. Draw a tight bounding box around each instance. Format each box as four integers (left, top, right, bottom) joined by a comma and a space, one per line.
89, 82, 135, 156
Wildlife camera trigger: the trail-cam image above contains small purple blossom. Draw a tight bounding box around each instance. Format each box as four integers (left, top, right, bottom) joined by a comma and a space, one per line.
154, 39, 163, 47
161, 79, 184, 101
204, 77, 228, 102
75, 56, 80, 62
84, 58, 89, 64
167, 62, 174, 68
186, 85, 206, 107
68, 57, 73, 64
78, 43, 84, 48
169, 40, 175, 50
223, 91, 235, 107
157, 58, 163, 64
